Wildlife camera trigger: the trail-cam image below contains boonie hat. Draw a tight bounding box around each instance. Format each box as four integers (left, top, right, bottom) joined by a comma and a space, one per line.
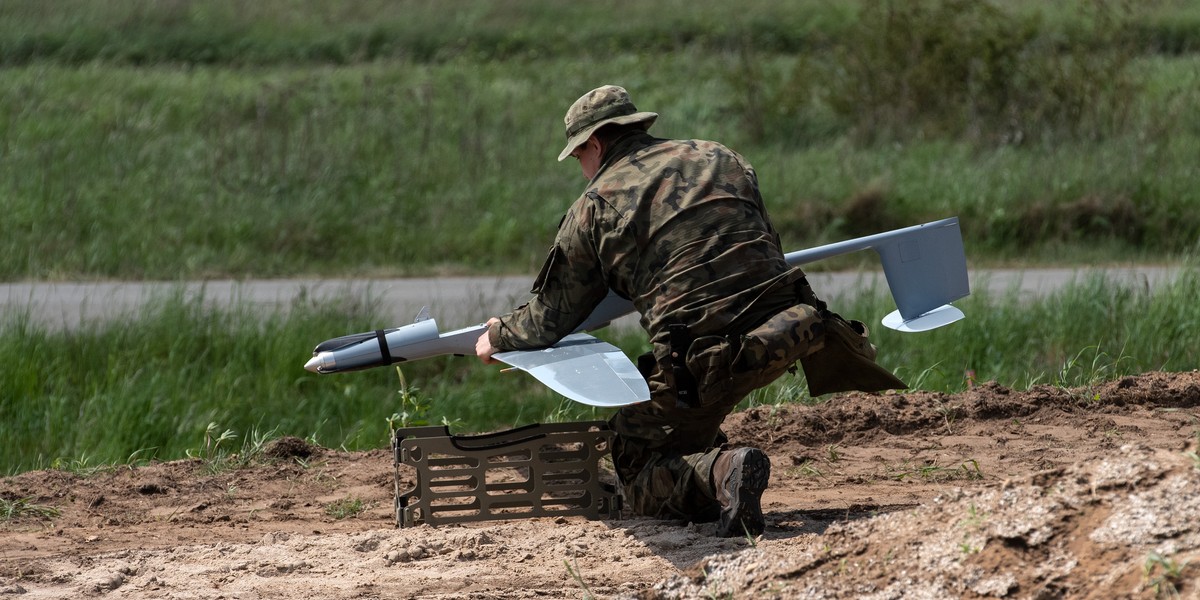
557, 85, 658, 161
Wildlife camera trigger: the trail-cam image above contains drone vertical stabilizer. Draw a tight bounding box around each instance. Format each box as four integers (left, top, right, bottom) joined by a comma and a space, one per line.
784, 217, 969, 331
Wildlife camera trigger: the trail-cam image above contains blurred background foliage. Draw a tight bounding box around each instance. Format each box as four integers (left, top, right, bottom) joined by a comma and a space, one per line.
0, 0, 1197, 279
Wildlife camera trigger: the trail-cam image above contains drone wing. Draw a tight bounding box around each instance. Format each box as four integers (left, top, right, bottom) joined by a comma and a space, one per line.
494, 333, 650, 408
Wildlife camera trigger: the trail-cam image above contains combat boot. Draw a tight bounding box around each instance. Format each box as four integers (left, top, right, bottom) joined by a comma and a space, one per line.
711, 447, 770, 537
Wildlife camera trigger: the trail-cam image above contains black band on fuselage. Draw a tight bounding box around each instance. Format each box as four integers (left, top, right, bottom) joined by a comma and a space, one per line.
376, 329, 393, 365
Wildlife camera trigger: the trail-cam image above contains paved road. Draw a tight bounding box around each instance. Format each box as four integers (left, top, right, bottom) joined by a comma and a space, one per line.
0, 267, 1183, 330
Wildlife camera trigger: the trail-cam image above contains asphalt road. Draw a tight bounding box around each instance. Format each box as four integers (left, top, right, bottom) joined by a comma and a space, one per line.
0, 267, 1182, 331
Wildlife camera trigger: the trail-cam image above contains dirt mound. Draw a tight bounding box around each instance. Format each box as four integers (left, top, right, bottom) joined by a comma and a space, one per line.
649, 443, 1200, 599
3, 372, 1199, 598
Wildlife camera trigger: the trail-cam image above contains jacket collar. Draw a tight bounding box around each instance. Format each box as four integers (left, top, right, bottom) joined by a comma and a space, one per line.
590, 131, 657, 183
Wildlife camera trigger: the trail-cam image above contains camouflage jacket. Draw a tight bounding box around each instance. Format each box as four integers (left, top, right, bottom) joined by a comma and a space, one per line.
490, 131, 805, 359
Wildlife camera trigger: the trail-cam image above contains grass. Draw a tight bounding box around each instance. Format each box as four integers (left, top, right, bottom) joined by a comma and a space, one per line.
187, 422, 285, 475
564, 558, 598, 600
4, 268, 1200, 476
2, 55, 1197, 279
324, 496, 366, 520
892, 459, 984, 483
3, 0, 1200, 475
1144, 552, 1188, 599
0, 286, 607, 475
0, 2, 1197, 280
0, 0, 1196, 67
790, 461, 825, 479
0, 497, 61, 521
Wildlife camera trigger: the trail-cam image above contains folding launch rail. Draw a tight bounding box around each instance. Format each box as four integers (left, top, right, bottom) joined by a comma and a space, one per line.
391, 421, 622, 527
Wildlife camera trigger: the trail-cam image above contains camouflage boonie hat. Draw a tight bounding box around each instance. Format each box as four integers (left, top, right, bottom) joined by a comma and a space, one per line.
557, 85, 658, 161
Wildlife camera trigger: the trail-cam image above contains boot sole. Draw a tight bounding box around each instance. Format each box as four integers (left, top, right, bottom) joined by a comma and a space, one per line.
717, 448, 770, 537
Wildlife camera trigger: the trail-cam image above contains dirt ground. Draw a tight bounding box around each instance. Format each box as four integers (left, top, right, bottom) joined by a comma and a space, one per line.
3, 371, 1200, 599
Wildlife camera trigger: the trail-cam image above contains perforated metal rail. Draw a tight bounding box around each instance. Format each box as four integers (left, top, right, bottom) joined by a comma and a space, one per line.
392, 421, 621, 527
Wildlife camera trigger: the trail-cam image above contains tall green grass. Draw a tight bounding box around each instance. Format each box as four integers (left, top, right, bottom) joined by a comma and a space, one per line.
1, 0, 1195, 66
0, 287, 609, 475
2, 53, 1197, 279
742, 269, 1200, 409
0, 0, 1198, 280
5, 271, 1200, 475
0, 0, 848, 66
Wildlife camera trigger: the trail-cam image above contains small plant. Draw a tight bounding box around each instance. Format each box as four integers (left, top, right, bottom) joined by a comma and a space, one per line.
196, 422, 238, 461
789, 460, 823, 479
564, 558, 597, 600
47, 447, 156, 476
893, 459, 983, 482
955, 501, 984, 552
1144, 552, 1186, 598
241, 426, 279, 461
935, 402, 959, 434
738, 520, 762, 547
387, 367, 432, 430
0, 497, 60, 521
825, 444, 843, 463
959, 459, 984, 481
705, 588, 736, 600
1056, 344, 1132, 393
960, 502, 987, 530
184, 422, 239, 474
50, 453, 113, 477
764, 400, 789, 427
904, 362, 947, 391
185, 423, 280, 474
324, 497, 365, 520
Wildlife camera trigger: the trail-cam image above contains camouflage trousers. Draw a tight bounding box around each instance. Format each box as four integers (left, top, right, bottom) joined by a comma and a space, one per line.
609, 303, 825, 521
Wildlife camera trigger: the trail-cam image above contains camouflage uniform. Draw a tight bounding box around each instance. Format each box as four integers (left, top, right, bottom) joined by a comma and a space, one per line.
488, 86, 903, 523
490, 130, 832, 520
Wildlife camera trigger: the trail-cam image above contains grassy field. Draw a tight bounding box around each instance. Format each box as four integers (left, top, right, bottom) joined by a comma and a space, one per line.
1, 0, 1198, 279
5, 270, 1199, 476
3, 0, 1200, 474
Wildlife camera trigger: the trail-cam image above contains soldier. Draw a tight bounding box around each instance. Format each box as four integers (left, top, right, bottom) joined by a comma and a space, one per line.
476, 85, 903, 537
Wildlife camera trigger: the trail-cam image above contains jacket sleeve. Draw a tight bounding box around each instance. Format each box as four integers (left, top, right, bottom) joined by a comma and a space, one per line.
743, 161, 786, 251
489, 202, 609, 351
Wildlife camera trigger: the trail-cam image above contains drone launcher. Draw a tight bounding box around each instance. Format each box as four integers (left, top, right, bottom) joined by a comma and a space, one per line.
392, 421, 622, 527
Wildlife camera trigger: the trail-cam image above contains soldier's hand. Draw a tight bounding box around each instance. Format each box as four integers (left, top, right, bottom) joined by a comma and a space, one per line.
476, 317, 502, 364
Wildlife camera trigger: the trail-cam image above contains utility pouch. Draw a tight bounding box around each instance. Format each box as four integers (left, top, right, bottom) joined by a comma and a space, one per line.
800, 311, 907, 396
683, 334, 735, 407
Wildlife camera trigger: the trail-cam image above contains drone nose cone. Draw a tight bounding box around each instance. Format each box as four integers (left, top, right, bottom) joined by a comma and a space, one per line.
304, 353, 331, 373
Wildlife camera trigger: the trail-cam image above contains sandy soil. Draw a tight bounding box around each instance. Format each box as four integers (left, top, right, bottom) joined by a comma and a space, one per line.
3, 371, 1200, 599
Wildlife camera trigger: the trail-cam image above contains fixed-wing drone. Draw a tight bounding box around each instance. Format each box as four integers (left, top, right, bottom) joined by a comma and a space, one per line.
304, 217, 970, 408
